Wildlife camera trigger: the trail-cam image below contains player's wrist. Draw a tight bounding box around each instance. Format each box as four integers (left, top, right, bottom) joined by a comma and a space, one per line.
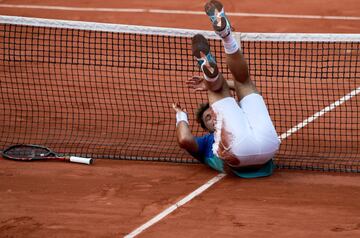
176, 111, 189, 126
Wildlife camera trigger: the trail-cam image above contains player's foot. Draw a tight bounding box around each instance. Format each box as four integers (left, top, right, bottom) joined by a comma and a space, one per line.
191, 34, 219, 79
204, 0, 232, 38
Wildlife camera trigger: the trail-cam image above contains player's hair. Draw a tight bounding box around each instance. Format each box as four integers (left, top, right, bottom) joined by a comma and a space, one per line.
195, 103, 210, 130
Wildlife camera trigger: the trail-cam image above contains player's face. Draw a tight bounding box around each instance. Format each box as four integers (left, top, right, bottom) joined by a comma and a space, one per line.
202, 108, 215, 133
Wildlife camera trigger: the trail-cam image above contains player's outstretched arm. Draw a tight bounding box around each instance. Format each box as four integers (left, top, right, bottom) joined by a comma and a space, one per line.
172, 103, 199, 154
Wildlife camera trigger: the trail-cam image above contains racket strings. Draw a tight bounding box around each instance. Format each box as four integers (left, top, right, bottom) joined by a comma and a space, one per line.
5, 146, 51, 158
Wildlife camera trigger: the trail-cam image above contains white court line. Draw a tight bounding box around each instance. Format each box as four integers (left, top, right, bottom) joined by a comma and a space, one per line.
124, 86, 360, 237
124, 173, 226, 238
279, 86, 360, 140
1, 4, 360, 21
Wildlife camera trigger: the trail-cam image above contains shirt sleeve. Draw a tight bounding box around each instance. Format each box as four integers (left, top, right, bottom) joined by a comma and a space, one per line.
189, 134, 211, 163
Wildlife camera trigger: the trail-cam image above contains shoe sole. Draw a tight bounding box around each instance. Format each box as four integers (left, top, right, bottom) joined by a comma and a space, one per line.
191, 34, 219, 79
204, 0, 233, 36
204, 0, 226, 32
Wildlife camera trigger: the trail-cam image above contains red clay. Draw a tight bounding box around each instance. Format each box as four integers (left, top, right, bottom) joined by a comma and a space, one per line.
0, 158, 359, 237
0, 0, 360, 33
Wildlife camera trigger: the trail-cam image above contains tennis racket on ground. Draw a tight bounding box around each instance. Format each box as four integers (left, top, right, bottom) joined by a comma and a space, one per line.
1, 144, 94, 165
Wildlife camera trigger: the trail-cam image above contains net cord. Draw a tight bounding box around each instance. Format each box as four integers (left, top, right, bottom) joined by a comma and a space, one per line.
1, 15, 360, 42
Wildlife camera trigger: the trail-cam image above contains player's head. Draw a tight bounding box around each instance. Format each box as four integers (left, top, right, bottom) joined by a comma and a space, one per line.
196, 103, 215, 133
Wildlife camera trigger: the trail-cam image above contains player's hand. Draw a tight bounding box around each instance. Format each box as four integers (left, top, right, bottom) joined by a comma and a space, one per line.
186, 76, 207, 92
172, 103, 187, 113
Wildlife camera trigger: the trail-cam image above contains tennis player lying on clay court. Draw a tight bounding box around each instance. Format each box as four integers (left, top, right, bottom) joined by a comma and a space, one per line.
172, 0, 280, 178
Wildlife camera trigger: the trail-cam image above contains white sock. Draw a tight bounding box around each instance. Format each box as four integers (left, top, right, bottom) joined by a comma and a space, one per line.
203, 73, 219, 82
222, 34, 240, 55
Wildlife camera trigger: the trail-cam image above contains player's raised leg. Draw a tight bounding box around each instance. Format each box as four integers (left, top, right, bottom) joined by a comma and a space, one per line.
192, 34, 224, 93
205, 0, 258, 100
192, 34, 231, 104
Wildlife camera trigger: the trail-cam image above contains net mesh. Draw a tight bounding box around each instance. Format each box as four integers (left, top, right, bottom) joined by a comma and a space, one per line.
1, 16, 359, 172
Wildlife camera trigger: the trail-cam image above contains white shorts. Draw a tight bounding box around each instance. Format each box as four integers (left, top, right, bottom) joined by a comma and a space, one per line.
211, 94, 280, 167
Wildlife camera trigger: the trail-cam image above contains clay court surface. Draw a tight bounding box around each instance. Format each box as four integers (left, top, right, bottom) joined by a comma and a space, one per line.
1, 0, 360, 237
0, 159, 360, 237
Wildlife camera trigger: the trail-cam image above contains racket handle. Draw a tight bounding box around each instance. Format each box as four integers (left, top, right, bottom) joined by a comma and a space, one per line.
69, 156, 93, 165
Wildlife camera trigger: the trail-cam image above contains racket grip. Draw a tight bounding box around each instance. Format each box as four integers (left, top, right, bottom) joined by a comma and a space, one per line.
69, 156, 93, 165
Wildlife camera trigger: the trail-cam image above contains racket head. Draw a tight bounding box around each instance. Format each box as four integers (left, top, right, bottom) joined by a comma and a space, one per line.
1, 144, 55, 161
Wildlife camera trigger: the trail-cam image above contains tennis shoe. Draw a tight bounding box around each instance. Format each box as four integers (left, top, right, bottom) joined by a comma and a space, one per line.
191, 34, 219, 79
204, 0, 233, 38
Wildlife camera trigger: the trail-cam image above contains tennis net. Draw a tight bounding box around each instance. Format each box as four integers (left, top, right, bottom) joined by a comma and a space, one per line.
1, 16, 359, 172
